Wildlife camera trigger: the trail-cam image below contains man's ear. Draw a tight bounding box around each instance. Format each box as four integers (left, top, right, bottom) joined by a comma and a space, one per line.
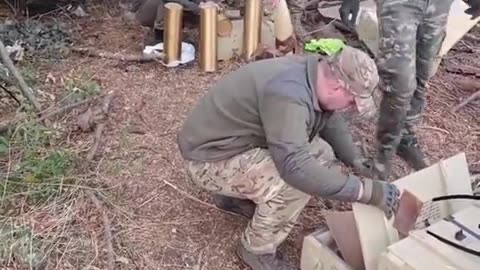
331, 80, 343, 92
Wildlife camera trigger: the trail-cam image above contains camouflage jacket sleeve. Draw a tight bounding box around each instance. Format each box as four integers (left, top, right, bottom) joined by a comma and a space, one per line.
319, 112, 359, 167
259, 94, 362, 202
166, 0, 200, 14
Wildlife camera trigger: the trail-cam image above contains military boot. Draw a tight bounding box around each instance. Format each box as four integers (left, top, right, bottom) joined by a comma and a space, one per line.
143, 29, 164, 46
236, 244, 296, 270
213, 194, 256, 219
396, 136, 428, 171
363, 156, 392, 181
153, 29, 164, 43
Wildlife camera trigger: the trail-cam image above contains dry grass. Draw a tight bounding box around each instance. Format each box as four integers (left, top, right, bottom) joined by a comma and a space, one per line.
0, 2, 479, 269
0, 117, 118, 269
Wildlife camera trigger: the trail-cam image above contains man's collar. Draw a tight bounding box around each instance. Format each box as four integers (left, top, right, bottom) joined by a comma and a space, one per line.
306, 54, 322, 112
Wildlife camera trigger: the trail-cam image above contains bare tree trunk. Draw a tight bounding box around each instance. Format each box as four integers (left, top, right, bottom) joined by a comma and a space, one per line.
0, 40, 42, 112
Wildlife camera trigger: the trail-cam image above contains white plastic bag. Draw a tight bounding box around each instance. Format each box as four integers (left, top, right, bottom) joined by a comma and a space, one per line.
143, 42, 195, 67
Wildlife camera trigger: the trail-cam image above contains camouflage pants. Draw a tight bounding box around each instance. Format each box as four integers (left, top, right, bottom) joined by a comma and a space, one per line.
285, 0, 309, 38
375, 0, 453, 160
134, 0, 199, 31
286, 0, 306, 16
186, 137, 336, 254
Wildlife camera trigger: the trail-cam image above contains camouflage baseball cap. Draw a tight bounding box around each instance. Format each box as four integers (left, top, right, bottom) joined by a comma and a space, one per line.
328, 46, 380, 119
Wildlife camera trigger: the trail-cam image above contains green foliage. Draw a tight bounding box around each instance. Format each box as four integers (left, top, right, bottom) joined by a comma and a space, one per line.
0, 136, 8, 155
65, 74, 101, 102
0, 122, 77, 207
19, 66, 38, 87
0, 121, 80, 268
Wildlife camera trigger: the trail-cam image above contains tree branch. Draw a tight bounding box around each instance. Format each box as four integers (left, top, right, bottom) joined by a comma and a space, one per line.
0, 40, 42, 112
86, 92, 115, 161
452, 90, 480, 113
86, 190, 115, 270
72, 47, 163, 63
0, 84, 21, 105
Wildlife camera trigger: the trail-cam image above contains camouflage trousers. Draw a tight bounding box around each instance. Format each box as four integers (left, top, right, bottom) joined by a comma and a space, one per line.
375, 0, 453, 160
134, 0, 199, 31
286, 0, 306, 19
285, 0, 310, 39
186, 137, 336, 254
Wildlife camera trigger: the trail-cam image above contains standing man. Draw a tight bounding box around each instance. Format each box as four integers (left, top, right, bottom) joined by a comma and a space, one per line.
340, 0, 480, 179
177, 46, 400, 269
132, 0, 201, 45
286, 0, 312, 41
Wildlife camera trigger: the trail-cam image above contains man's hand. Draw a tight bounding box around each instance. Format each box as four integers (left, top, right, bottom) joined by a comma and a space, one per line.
340, 0, 360, 28
359, 179, 400, 219
464, 0, 480, 19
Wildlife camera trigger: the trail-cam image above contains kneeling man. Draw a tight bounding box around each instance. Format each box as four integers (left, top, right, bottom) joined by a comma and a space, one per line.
177, 46, 400, 270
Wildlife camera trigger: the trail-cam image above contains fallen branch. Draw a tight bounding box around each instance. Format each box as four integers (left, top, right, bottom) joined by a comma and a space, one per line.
163, 179, 241, 217
72, 47, 163, 63
301, 19, 336, 37
29, 4, 70, 20
450, 80, 480, 112
0, 40, 42, 112
0, 84, 21, 105
87, 123, 106, 160
39, 94, 104, 121
86, 92, 115, 160
0, 95, 101, 135
451, 90, 480, 113
446, 64, 480, 77
455, 79, 480, 92
2, 0, 17, 15
86, 190, 115, 270
418, 125, 452, 135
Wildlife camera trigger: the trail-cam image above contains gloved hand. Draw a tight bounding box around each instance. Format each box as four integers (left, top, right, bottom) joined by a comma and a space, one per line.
354, 157, 391, 180
358, 179, 400, 219
339, 0, 360, 28
463, 0, 480, 19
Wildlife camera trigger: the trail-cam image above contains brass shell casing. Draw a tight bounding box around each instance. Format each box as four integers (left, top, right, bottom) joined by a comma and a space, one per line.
164, 3, 183, 64
243, 0, 262, 60
199, 2, 218, 72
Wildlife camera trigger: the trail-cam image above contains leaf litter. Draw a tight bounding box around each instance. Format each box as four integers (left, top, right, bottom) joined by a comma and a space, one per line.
0, 3, 479, 269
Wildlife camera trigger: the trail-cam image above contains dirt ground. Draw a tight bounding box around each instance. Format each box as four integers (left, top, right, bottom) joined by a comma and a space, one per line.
2, 3, 480, 270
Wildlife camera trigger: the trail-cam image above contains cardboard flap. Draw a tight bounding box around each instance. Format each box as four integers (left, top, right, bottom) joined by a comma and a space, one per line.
326, 211, 365, 270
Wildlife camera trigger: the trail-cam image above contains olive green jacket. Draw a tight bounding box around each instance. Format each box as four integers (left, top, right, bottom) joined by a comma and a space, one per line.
178, 55, 363, 202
